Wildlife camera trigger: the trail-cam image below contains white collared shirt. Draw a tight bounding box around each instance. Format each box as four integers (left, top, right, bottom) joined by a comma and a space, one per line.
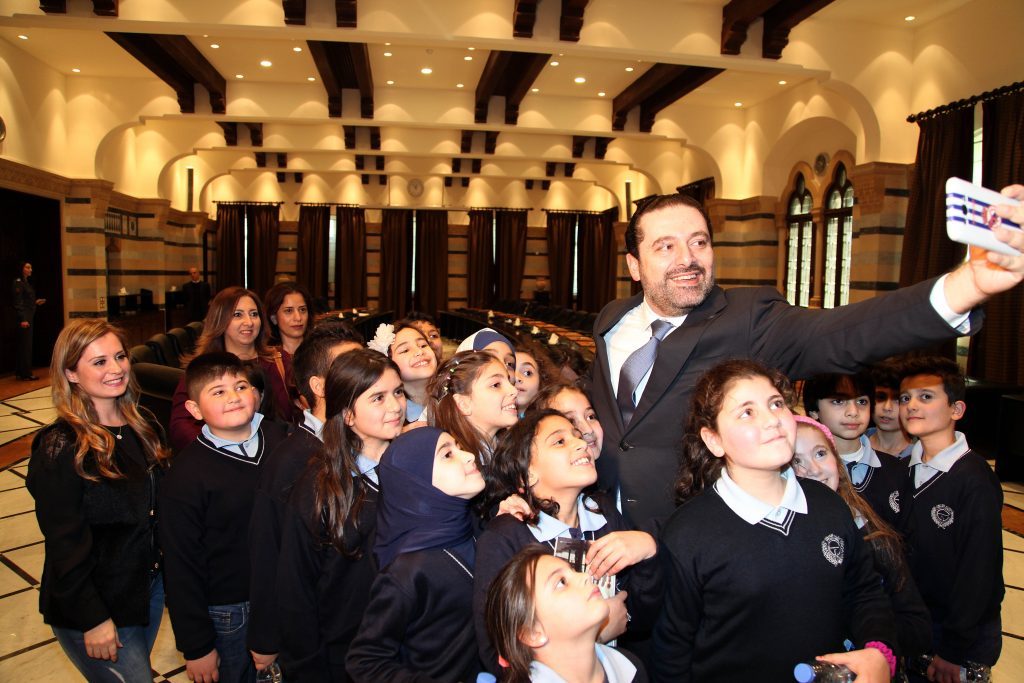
202, 413, 264, 458
714, 467, 808, 525
528, 494, 608, 543
840, 435, 883, 486
407, 400, 425, 423
302, 409, 325, 440
529, 643, 637, 682
604, 299, 684, 405
908, 431, 970, 488
355, 454, 380, 485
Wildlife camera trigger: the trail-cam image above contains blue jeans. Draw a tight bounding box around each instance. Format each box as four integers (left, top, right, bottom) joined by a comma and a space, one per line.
52, 574, 164, 683
208, 601, 256, 683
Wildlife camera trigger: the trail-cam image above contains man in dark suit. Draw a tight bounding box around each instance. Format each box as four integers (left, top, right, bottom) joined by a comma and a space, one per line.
589, 192, 1024, 528
183, 266, 212, 323
12, 261, 45, 381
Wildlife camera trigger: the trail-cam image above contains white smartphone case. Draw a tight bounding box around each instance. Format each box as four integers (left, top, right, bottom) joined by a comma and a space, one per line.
945, 177, 1021, 256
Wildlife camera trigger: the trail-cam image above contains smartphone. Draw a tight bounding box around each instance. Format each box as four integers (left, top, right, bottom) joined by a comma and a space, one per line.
945, 177, 1021, 256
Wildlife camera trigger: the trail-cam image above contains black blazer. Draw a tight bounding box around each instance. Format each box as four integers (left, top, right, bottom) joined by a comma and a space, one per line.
589, 277, 980, 528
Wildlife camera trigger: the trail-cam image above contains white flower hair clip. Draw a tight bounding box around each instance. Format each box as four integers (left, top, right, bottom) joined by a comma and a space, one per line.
547, 333, 559, 345
367, 323, 396, 356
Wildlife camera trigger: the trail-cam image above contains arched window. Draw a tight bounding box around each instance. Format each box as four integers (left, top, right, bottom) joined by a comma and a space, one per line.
785, 174, 814, 307
823, 164, 854, 308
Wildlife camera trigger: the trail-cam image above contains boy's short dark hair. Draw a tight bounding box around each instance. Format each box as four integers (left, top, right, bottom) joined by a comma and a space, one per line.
899, 355, 966, 404
185, 351, 246, 402
402, 310, 438, 326
292, 325, 363, 406
802, 372, 875, 415
869, 358, 905, 392
310, 316, 366, 342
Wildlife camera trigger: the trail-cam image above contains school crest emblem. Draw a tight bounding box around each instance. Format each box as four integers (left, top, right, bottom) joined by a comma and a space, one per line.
888, 491, 900, 514
931, 504, 954, 529
821, 533, 844, 567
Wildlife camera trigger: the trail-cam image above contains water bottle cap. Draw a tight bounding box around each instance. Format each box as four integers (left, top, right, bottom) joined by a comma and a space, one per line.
793, 663, 815, 683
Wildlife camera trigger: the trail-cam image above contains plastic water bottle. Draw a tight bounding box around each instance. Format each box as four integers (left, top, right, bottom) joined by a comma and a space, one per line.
476, 674, 497, 683
255, 661, 283, 683
906, 654, 991, 682
793, 661, 854, 683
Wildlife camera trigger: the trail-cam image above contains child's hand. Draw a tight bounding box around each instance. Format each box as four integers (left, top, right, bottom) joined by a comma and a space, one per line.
251, 650, 277, 671
186, 649, 220, 683
926, 654, 962, 683
586, 531, 657, 578
83, 618, 121, 661
496, 494, 531, 521
816, 648, 889, 683
598, 590, 629, 643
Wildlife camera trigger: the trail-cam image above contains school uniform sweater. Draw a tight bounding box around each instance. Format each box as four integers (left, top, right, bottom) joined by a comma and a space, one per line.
843, 436, 912, 535
906, 437, 1003, 665
159, 418, 288, 660
651, 477, 896, 683
474, 492, 663, 674
247, 416, 323, 656
276, 463, 379, 682
346, 541, 482, 683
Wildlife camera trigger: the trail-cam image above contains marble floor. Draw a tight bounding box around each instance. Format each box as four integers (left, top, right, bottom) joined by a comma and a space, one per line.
0, 385, 1022, 681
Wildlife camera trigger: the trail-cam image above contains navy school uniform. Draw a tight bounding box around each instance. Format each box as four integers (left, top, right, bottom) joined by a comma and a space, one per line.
275, 459, 380, 682
842, 435, 912, 534
906, 433, 1003, 666
248, 411, 325, 661
159, 414, 288, 667
651, 469, 896, 683
474, 491, 662, 674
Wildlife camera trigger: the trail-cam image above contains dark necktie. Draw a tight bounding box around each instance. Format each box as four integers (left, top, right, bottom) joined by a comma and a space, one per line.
616, 319, 673, 425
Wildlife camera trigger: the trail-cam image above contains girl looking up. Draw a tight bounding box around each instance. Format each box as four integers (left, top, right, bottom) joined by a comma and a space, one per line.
530, 383, 604, 462
369, 322, 437, 423
428, 351, 519, 467
474, 410, 660, 674
512, 339, 555, 414
346, 428, 485, 682
653, 359, 896, 683
486, 546, 647, 683
457, 327, 517, 375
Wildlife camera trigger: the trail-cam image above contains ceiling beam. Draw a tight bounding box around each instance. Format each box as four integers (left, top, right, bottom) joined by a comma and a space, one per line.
107, 33, 226, 114
39, 1, 66, 13
484, 131, 499, 154
308, 40, 374, 119
461, 130, 474, 154
594, 136, 612, 159
217, 122, 238, 146
336, 0, 357, 28
638, 66, 723, 132
720, 0, 780, 55
513, 0, 539, 38
559, 0, 589, 42
762, 0, 836, 59
93, 0, 118, 16
475, 50, 550, 124
612, 64, 721, 132
282, 0, 306, 26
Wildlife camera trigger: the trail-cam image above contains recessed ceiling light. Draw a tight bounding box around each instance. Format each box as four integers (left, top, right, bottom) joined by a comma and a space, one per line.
383, 51, 393, 57
17, 34, 28, 40
464, 56, 473, 61
307, 76, 315, 82
598, 91, 606, 97
236, 74, 244, 79
905, 15, 916, 22
203, 34, 209, 38
467, 46, 475, 51
420, 67, 432, 75
293, 46, 302, 53
550, 61, 560, 67
385, 42, 392, 46
210, 43, 220, 49
531, 87, 539, 93
260, 60, 272, 67
574, 76, 586, 84
457, 83, 465, 88
734, 101, 743, 107
72, 68, 81, 73
625, 66, 634, 72
778, 79, 787, 85
386, 80, 395, 85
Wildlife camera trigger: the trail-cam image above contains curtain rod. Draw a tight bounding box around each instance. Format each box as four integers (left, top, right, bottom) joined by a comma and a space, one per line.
293, 203, 534, 212
907, 79, 1024, 123
293, 202, 362, 207
213, 201, 283, 206
542, 208, 612, 215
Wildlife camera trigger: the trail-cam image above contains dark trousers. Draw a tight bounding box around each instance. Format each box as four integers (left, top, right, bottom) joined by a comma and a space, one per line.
15, 322, 33, 377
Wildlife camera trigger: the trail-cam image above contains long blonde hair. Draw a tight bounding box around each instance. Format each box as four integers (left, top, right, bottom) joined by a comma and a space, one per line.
50, 319, 169, 480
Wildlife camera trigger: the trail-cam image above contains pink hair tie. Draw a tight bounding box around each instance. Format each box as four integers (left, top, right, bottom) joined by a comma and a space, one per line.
793, 414, 837, 450
864, 641, 897, 678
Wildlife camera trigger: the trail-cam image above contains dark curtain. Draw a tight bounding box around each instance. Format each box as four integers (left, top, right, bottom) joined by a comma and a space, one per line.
495, 210, 528, 303
415, 210, 449, 317
577, 207, 619, 312
899, 109, 974, 288
547, 212, 577, 308
215, 203, 246, 290
379, 209, 413, 318
337, 207, 367, 309
968, 90, 1024, 384
247, 204, 280, 300
467, 209, 494, 308
296, 205, 330, 300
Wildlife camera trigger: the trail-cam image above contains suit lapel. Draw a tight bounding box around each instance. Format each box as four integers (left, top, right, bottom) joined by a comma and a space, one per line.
593, 294, 643, 435
627, 288, 727, 434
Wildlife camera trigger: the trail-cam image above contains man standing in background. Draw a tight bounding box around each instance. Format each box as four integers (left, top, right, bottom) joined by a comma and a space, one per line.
183, 266, 212, 323
13, 261, 45, 381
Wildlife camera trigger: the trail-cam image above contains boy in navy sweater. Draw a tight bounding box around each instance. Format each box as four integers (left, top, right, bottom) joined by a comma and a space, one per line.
160, 352, 287, 683
900, 356, 1003, 682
